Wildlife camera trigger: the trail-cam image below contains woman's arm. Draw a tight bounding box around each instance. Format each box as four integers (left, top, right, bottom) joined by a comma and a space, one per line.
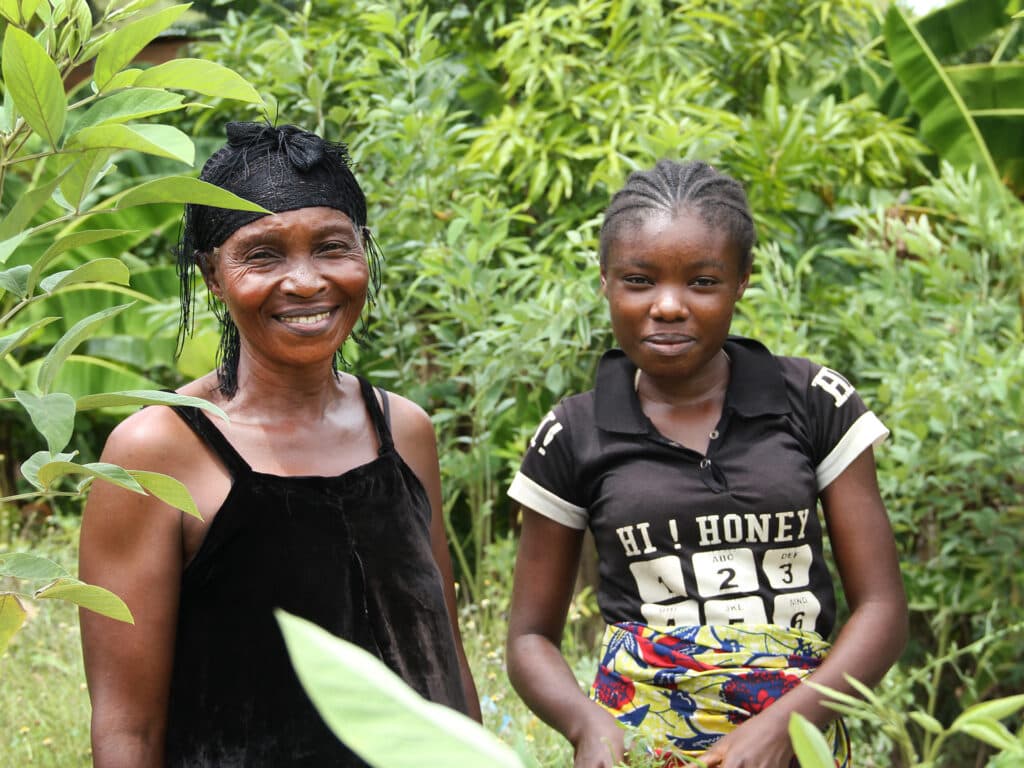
508, 508, 625, 768
388, 394, 482, 721
702, 447, 908, 768
79, 409, 190, 768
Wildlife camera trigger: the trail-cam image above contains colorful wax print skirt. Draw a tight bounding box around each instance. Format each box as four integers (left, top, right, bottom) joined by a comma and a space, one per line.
589, 622, 851, 767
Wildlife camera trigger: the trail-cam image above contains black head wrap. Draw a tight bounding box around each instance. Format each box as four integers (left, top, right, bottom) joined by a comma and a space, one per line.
176, 122, 383, 397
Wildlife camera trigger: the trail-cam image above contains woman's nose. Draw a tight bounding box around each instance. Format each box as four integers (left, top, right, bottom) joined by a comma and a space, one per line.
650, 288, 688, 320
281, 256, 326, 295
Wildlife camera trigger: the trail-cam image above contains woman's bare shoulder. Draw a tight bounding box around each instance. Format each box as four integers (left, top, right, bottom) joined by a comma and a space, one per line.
100, 377, 220, 473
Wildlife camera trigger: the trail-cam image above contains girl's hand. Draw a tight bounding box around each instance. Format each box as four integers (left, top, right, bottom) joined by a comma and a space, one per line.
699, 710, 793, 768
571, 711, 627, 768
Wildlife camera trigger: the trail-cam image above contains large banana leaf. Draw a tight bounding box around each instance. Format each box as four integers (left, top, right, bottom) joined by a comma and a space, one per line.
914, 0, 1012, 59
946, 62, 1024, 190
884, 5, 1005, 193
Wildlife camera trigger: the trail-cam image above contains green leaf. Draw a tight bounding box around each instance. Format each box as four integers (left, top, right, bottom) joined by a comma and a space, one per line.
29, 229, 134, 294
0, 231, 32, 265
57, 148, 117, 212
1, 27, 67, 148
0, 594, 27, 657
954, 719, 1018, 751
128, 470, 200, 518
67, 123, 194, 165
93, 3, 191, 90
952, 694, 1024, 729
134, 58, 262, 103
788, 713, 835, 768
14, 390, 76, 453
0, 552, 69, 580
884, 5, 1002, 191
0, 264, 31, 298
946, 63, 1024, 112
915, 0, 1011, 59
75, 389, 228, 421
275, 610, 524, 768
0, 317, 59, 356
909, 711, 945, 735
37, 302, 133, 394
19, 449, 77, 490
35, 578, 133, 624
0, 172, 65, 242
36, 460, 146, 494
112, 176, 270, 211
39, 257, 130, 294
68, 88, 186, 133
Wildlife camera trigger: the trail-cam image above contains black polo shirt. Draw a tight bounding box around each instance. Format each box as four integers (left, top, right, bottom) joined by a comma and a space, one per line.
508, 336, 888, 638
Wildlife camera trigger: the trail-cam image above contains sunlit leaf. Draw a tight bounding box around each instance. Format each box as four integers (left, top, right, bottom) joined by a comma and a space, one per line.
68, 88, 186, 133
36, 460, 146, 494
111, 176, 270, 211
1, 27, 67, 147
276, 610, 524, 768
14, 390, 76, 453
39, 258, 130, 294
57, 148, 117, 212
788, 713, 835, 768
952, 694, 1024, 729
29, 229, 134, 294
37, 303, 133, 394
75, 389, 228, 421
67, 123, 194, 165
954, 719, 1018, 751
93, 3, 191, 90
35, 578, 133, 624
19, 450, 75, 490
128, 470, 201, 518
134, 58, 262, 103
0, 594, 27, 657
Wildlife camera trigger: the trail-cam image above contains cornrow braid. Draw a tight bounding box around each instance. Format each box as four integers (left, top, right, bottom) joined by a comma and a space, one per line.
598, 159, 756, 271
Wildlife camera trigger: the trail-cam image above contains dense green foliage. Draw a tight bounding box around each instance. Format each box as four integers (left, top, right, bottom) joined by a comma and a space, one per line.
2, 0, 1023, 765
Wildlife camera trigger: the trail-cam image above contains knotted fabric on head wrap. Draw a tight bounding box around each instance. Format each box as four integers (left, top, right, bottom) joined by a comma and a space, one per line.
176, 122, 382, 397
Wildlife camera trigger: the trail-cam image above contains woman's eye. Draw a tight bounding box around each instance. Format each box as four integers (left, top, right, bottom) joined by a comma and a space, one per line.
623, 275, 652, 285
317, 242, 357, 257
244, 249, 277, 262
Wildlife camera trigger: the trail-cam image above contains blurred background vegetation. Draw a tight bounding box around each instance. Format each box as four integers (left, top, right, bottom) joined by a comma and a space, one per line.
2, 0, 1022, 765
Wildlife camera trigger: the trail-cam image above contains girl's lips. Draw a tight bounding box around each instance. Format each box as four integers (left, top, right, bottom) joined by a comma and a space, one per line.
642, 334, 695, 355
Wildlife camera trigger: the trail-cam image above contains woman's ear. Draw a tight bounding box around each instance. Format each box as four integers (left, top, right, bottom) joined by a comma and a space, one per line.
599, 270, 608, 296
198, 251, 223, 300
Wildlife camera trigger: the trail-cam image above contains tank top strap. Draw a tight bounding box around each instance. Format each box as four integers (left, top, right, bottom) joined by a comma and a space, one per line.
169, 406, 252, 477
356, 375, 395, 456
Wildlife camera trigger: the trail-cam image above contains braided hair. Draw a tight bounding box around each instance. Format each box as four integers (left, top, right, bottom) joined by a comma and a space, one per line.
598, 159, 756, 272
176, 122, 383, 398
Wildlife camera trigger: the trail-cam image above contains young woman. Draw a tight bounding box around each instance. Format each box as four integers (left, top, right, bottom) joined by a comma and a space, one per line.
506, 160, 907, 768
79, 122, 479, 768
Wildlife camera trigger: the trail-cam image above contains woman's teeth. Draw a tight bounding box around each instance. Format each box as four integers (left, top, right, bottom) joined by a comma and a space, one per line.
279, 311, 330, 325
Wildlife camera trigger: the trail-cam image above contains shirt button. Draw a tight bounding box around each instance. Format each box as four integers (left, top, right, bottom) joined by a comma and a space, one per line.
700, 458, 711, 469
709, 429, 720, 440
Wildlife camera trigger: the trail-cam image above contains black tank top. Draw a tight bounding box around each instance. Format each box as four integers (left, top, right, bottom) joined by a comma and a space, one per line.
164, 377, 468, 767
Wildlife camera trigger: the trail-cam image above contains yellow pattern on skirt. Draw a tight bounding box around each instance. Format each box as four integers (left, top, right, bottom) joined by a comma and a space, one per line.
589, 622, 851, 766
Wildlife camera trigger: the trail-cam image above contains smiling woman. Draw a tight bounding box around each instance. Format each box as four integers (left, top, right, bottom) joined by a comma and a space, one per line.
77, 122, 480, 768
506, 160, 907, 768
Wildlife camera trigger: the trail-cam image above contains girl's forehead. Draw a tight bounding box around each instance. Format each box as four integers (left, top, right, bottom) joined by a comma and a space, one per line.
607, 210, 734, 257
